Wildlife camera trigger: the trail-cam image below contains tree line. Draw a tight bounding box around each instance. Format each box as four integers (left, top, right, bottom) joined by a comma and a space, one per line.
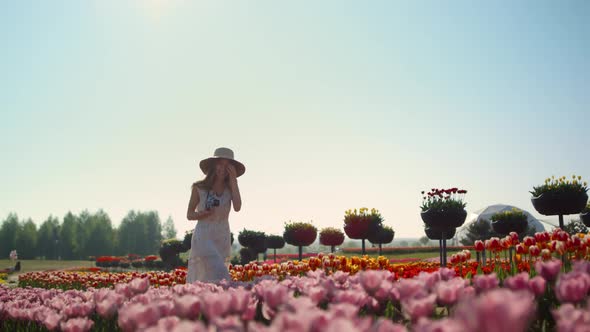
0, 210, 178, 260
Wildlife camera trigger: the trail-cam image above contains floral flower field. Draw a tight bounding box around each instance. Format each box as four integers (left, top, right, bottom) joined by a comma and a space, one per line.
2, 228, 590, 331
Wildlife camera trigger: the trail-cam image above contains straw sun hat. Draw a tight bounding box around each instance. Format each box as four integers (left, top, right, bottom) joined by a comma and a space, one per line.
199, 147, 245, 177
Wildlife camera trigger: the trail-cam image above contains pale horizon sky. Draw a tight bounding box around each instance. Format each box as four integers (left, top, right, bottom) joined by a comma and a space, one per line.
1, 1, 588, 239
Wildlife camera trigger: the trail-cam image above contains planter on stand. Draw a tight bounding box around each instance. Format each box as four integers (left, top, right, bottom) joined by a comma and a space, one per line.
531, 192, 588, 228
421, 208, 466, 267
367, 226, 395, 256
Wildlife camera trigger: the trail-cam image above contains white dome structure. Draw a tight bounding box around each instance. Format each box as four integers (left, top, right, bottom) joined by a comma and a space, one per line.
461, 204, 546, 233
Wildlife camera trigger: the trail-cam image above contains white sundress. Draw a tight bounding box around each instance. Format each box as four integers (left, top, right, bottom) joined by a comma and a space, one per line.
187, 187, 233, 283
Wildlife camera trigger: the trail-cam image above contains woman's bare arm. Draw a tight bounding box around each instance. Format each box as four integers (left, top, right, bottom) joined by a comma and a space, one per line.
187, 186, 214, 220
227, 166, 242, 212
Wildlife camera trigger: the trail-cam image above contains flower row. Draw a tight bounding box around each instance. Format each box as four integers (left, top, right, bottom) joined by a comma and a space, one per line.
2, 259, 590, 332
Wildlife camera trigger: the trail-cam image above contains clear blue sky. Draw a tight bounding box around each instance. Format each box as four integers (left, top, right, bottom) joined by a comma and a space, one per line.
1, 1, 588, 239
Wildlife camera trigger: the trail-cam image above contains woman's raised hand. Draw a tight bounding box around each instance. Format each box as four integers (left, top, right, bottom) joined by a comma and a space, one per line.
226, 164, 238, 181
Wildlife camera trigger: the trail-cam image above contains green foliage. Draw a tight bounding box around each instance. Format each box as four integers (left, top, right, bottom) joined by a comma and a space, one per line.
460, 219, 501, 246
283, 221, 318, 247
562, 219, 588, 235
265, 235, 285, 249
238, 229, 266, 251
344, 208, 384, 226
162, 216, 177, 239
490, 208, 527, 223
420, 188, 467, 212
530, 175, 588, 197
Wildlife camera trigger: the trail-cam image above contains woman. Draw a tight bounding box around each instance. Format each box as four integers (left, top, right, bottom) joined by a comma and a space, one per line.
186, 147, 244, 283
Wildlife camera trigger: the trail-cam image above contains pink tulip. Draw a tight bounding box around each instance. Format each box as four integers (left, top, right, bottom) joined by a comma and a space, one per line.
171, 320, 208, 332
402, 294, 437, 322
261, 284, 290, 309
60, 317, 94, 332
118, 303, 161, 332
573, 260, 590, 274
211, 315, 244, 331
395, 279, 428, 301
43, 312, 63, 331
528, 276, 546, 297
228, 288, 252, 315
414, 317, 466, 332
503, 272, 530, 292
555, 271, 590, 303
201, 292, 232, 320
438, 268, 456, 281
115, 283, 134, 299
454, 289, 535, 332
371, 318, 408, 332
415, 271, 441, 291
435, 278, 467, 306
535, 259, 562, 282
173, 295, 201, 320
329, 302, 360, 319
143, 317, 180, 332
129, 277, 150, 294
96, 293, 124, 319
472, 273, 499, 293
552, 303, 590, 332
360, 270, 389, 294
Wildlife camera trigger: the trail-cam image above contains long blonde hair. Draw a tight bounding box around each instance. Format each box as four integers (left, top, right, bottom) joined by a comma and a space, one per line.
192, 163, 229, 190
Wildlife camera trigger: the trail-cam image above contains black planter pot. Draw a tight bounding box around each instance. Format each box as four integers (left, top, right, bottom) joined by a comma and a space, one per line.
424, 226, 456, 240
421, 208, 467, 229
367, 227, 395, 244
491, 218, 528, 235
581, 212, 590, 227
531, 192, 588, 216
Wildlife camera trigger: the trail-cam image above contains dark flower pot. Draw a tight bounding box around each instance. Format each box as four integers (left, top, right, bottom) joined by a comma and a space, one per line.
265, 236, 285, 250
531, 191, 588, 216
491, 218, 528, 235
424, 226, 456, 240
320, 232, 345, 247
421, 208, 467, 229
284, 228, 317, 247
580, 212, 590, 227
343, 221, 370, 240
367, 227, 395, 245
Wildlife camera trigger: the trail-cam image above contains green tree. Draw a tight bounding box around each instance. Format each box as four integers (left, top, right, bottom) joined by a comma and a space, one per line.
162, 216, 177, 240
0, 213, 20, 259
37, 216, 60, 260
59, 212, 79, 259
83, 210, 115, 257
460, 219, 500, 246
143, 211, 163, 255
16, 219, 37, 259
418, 236, 430, 246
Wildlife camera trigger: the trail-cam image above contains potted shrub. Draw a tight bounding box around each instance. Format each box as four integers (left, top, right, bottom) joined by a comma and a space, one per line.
343, 208, 383, 255
238, 229, 266, 257
159, 239, 185, 271
239, 247, 258, 265
530, 175, 588, 224
580, 203, 590, 227
490, 208, 528, 235
420, 188, 468, 229
319, 227, 345, 253
265, 235, 285, 262
283, 221, 317, 261
367, 225, 395, 256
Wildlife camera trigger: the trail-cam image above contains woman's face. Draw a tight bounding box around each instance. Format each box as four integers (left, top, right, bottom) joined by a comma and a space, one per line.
214, 159, 229, 179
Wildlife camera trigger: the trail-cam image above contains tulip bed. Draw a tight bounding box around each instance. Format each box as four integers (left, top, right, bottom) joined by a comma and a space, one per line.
18, 269, 187, 290
2, 229, 590, 331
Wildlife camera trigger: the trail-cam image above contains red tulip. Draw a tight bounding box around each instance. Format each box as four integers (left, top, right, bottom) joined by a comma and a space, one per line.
474, 240, 485, 252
